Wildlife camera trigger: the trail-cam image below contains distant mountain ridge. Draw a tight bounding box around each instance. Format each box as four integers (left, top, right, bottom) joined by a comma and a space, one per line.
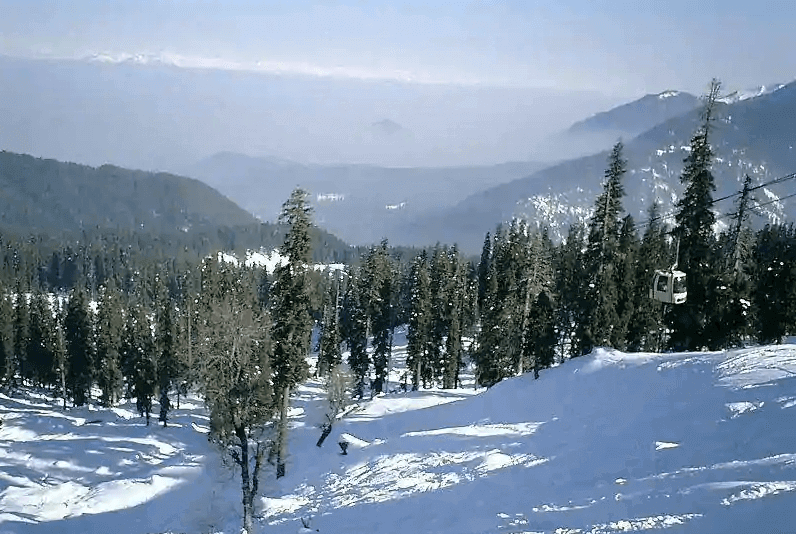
180, 153, 548, 246
413, 80, 796, 252
0, 150, 259, 234
567, 90, 701, 139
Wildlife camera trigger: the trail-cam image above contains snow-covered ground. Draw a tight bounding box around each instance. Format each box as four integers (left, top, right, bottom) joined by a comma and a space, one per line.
3, 337, 796, 533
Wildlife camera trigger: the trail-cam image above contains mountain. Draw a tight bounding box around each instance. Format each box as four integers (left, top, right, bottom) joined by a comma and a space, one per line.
567, 90, 701, 139
0, 151, 357, 263
419, 81, 796, 252
180, 152, 548, 246
0, 150, 258, 234
0, 54, 617, 171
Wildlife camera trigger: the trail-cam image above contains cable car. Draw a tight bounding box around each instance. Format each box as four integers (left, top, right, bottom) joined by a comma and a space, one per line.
650, 269, 687, 304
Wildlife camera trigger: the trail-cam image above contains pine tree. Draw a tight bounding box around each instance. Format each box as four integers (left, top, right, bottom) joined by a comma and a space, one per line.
429, 245, 453, 384
525, 290, 556, 379
27, 290, 56, 388
555, 223, 588, 359
95, 281, 124, 406
752, 224, 794, 343
154, 276, 178, 425
669, 79, 722, 350
317, 274, 342, 377
65, 287, 94, 406
343, 268, 370, 397
442, 248, 468, 389
407, 252, 432, 390
13, 282, 31, 387
581, 141, 628, 353
270, 188, 314, 478
0, 288, 12, 387
363, 240, 395, 394
626, 203, 667, 352
477, 232, 492, 315
122, 298, 157, 424
612, 215, 638, 349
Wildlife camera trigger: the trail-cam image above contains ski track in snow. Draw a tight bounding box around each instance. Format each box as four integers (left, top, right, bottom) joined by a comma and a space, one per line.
2, 342, 796, 533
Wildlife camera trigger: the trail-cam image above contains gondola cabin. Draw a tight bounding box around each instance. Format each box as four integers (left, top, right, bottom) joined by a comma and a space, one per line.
650, 270, 687, 304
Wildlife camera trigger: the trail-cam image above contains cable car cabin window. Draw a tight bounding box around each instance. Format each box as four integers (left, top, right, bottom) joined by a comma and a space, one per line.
656, 276, 668, 293
672, 276, 687, 294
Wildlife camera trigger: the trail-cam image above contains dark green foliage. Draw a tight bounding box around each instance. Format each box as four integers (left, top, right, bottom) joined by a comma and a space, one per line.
362, 241, 396, 394
407, 252, 432, 390
270, 188, 315, 479
26, 291, 57, 388
752, 224, 796, 343
555, 223, 588, 358
155, 277, 179, 424
317, 275, 343, 378
626, 204, 667, 352
13, 282, 30, 386
475, 231, 514, 387
65, 287, 94, 406
525, 290, 556, 379
0, 288, 12, 386
343, 269, 370, 398
95, 281, 124, 406
271, 188, 314, 394
122, 299, 157, 424
580, 141, 628, 353
669, 80, 722, 350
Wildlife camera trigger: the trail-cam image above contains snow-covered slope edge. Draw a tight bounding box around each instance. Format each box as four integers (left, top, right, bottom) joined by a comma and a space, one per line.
271, 345, 796, 534
2, 344, 796, 533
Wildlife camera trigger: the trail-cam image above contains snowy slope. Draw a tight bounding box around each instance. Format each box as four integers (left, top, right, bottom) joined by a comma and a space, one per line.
3, 339, 796, 533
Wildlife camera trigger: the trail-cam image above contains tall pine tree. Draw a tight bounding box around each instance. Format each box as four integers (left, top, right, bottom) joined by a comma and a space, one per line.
669, 79, 722, 350
270, 188, 314, 478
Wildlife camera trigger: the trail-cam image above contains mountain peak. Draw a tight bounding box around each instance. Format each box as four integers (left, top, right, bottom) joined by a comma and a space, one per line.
657, 90, 681, 99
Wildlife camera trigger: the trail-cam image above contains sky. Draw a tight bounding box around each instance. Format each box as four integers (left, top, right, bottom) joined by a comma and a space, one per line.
2, 0, 795, 97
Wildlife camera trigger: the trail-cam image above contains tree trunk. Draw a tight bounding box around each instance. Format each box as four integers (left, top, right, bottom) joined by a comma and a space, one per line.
236, 426, 254, 534
276, 385, 289, 479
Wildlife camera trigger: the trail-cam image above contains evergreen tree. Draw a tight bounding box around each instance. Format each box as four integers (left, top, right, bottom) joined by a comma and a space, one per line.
52, 304, 69, 409
407, 252, 432, 390
714, 174, 756, 346
613, 215, 639, 349
581, 141, 628, 353
752, 224, 795, 343
443, 249, 469, 389
27, 290, 56, 388
0, 288, 12, 387
317, 273, 342, 377
270, 188, 314, 478
95, 281, 124, 406
626, 203, 667, 352
477, 232, 492, 315
344, 270, 370, 398
555, 223, 588, 359
429, 245, 453, 383
155, 276, 179, 425
475, 234, 515, 387
122, 298, 157, 423
525, 290, 556, 379
65, 287, 94, 406
363, 241, 395, 393
13, 282, 30, 387
669, 79, 722, 350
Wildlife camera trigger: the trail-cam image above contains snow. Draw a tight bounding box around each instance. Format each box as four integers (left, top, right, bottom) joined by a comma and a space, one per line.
657, 90, 680, 99
3, 343, 796, 533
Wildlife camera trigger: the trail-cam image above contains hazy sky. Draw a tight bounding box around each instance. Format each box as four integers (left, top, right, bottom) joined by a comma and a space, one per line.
2, 0, 795, 96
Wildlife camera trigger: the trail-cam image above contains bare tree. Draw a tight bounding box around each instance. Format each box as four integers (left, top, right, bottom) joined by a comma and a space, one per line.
196, 260, 274, 534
